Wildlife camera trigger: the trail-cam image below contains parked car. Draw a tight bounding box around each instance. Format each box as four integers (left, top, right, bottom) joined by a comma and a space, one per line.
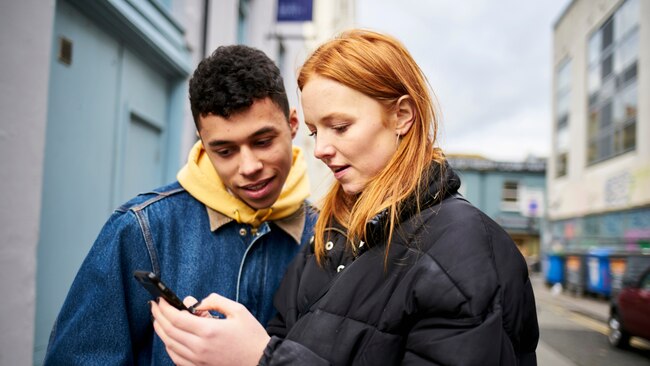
608, 256, 650, 349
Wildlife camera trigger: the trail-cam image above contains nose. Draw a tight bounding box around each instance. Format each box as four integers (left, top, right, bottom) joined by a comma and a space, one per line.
238, 147, 263, 176
313, 133, 335, 161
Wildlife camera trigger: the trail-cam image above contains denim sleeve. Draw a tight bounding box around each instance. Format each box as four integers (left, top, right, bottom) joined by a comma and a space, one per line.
44, 210, 155, 365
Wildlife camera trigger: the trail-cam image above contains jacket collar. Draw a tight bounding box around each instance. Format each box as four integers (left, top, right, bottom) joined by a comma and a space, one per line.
366, 161, 461, 244
206, 204, 306, 245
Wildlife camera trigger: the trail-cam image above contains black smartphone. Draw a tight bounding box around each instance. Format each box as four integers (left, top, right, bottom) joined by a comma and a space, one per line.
133, 270, 197, 314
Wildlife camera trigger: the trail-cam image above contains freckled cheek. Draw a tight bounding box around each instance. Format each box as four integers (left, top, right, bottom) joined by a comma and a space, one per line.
352, 153, 378, 177
360, 147, 391, 177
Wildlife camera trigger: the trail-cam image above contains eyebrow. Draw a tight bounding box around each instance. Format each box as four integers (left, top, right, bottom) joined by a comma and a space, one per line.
308, 112, 353, 126
206, 126, 278, 147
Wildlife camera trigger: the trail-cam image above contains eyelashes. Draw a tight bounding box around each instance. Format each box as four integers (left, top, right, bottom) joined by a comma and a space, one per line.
307, 124, 349, 137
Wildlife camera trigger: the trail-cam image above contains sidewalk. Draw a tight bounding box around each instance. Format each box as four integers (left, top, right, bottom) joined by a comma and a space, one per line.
531, 273, 610, 366
530, 272, 610, 323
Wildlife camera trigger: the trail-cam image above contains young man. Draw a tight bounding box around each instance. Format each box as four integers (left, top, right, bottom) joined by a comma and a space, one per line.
44, 45, 315, 365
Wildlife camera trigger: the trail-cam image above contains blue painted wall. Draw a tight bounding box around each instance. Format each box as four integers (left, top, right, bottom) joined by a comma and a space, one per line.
453, 161, 546, 268
456, 169, 546, 219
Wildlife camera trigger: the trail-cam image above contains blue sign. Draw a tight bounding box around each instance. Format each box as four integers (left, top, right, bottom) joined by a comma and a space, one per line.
277, 0, 313, 22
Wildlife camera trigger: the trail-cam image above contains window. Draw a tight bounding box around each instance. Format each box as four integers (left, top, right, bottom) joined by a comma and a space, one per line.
641, 272, 650, 291
501, 181, 519, 211
555, 59, 571, 177
587, 0, 638, 165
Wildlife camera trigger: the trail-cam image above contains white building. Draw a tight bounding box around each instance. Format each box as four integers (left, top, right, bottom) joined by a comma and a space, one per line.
549, 0, 649, 252
0, 0, 353, 364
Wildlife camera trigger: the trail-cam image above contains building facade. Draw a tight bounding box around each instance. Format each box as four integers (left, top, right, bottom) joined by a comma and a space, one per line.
448, 156, 547, 270
0, 1, 353, 364
550, 0, 649, 254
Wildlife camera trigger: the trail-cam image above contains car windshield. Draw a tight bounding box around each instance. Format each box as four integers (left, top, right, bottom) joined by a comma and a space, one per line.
641, 272, 650, 290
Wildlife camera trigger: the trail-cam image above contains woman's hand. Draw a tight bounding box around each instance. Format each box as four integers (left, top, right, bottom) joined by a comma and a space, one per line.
151, 293, 271, 366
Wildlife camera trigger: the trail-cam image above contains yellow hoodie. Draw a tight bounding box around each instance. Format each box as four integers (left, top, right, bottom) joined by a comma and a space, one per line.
177, 141, 310, 227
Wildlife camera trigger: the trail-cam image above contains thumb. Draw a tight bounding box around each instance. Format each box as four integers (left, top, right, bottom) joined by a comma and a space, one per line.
194, 293, 243, 317
182, 296, 198, 307
184, 295, 213, 318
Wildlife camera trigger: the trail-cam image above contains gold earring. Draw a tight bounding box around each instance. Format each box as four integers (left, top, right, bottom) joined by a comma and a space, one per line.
395, 133, 400, 147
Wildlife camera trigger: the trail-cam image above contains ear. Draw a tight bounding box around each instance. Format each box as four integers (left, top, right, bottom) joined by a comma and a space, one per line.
394, 95, 415, 137
288, 108, 299, 139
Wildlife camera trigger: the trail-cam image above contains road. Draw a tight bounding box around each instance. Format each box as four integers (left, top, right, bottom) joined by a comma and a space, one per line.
534, 275, 650, 365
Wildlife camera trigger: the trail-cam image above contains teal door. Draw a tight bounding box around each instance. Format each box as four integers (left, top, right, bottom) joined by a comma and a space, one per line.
34, 1, 172, 363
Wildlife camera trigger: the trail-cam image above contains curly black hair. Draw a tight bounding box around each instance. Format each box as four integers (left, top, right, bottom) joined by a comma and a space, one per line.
189, 45, 290, 128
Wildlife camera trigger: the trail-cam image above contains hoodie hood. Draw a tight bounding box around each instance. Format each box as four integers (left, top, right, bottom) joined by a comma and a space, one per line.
177, 140, 310, 227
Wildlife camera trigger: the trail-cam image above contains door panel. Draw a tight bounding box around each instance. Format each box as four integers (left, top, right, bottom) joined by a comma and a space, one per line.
122, 113, 163, 201
116, 48, 169, 203
35, 1, 171, 364
34, 2, 121, 361
121, 49, 169, 128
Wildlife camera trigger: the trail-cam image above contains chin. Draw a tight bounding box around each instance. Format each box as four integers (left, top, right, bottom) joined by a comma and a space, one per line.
253, 195, 281, 210
248, 200, 272, 210
341, 185, 362, 195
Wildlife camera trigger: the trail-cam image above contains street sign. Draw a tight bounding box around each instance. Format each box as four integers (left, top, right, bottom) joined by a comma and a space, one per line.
519, 187, 545, 218
277, 0, 313, 22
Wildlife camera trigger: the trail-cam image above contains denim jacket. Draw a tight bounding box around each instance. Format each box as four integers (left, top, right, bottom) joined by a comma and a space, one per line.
44, 181, 316, 365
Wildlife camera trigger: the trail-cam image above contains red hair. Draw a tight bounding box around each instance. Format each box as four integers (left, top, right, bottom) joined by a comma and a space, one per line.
298, 29, 445, 265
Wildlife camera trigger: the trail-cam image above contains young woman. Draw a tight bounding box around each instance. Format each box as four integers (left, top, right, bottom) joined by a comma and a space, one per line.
151, 29, 539, 365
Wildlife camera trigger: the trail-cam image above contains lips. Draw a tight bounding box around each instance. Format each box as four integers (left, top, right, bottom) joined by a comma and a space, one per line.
237, 176, 277, 203
328, 164, 347, 172
241, 177, 272, 192
329, 165, 350, 180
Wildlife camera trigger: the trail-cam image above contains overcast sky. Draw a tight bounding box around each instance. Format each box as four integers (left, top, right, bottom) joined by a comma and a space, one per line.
355, 0, 572, 162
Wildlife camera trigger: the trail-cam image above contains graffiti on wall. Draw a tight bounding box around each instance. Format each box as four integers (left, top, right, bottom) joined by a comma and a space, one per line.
604, 171, 631, 207
630, 166, 650, 199
605, 166, 650, 208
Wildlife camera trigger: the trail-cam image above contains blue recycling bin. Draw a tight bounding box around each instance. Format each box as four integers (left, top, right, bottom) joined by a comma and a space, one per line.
586, 248, 612, 296
564, 252, 587, 295
545, 253, 565, 285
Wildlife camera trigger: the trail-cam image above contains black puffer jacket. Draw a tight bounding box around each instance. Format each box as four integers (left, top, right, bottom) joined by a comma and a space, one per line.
261, 165, 539, 365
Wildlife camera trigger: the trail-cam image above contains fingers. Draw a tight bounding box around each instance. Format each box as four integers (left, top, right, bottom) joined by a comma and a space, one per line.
194, 293, 245, 318
151, 308, 191, 365
153, 323, 194, 366
183, 296, 209, 317
152, 300, 202, 364
153, 295, 269, 366
156, 298, 205, 333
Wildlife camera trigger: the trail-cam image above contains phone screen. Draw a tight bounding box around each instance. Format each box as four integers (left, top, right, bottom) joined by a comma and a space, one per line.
133, 270, 197, 314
